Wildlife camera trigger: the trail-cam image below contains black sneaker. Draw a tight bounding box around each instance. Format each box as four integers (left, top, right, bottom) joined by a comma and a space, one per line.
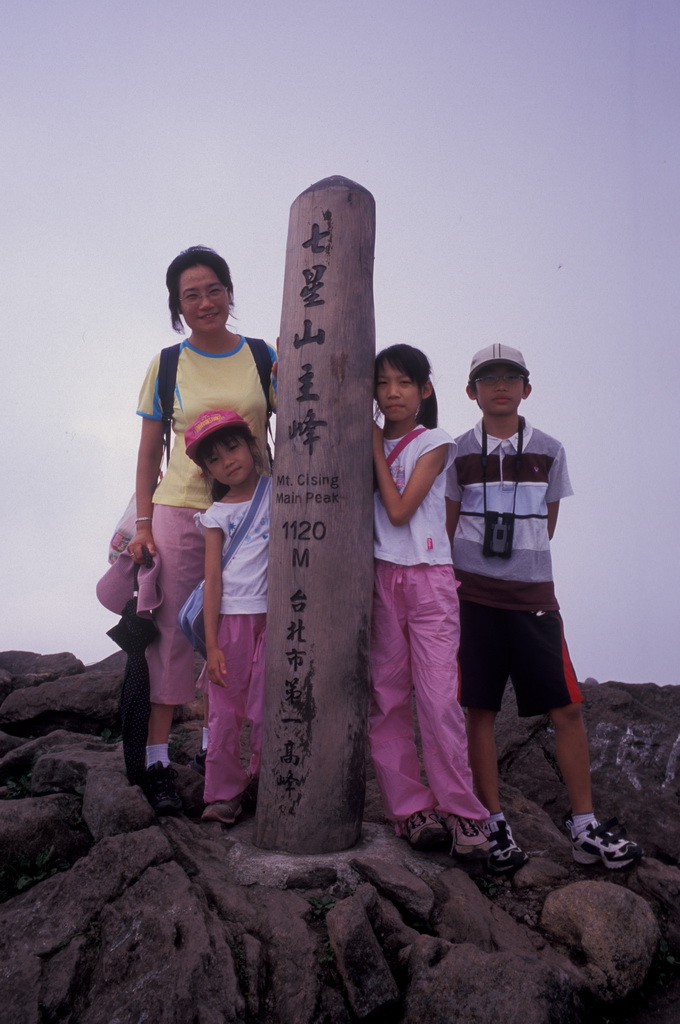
484, 818, 528, 874
144, 761, 182, 815
564, 815, 642, 870
190, 748, 207, 776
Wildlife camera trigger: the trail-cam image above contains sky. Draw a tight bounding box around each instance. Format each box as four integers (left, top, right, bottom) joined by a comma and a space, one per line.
1, 0, 678, 686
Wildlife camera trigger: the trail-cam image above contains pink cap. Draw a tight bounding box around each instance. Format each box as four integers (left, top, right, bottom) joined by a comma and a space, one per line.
184, 410, 254, 463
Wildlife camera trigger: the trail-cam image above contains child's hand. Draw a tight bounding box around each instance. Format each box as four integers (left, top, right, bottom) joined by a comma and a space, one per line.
206, 648, 228, 688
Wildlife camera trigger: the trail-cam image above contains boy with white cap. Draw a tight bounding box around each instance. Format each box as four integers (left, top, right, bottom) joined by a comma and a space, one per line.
446, 344, 642, 873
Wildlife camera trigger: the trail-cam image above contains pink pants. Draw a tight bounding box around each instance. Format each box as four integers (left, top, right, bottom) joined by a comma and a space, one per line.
145, 505, 206, 706
199, 613, 267, 804
369, 561, 488, 824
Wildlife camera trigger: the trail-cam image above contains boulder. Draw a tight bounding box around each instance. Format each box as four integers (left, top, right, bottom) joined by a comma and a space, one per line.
540, 880, 660, 1001
401, 935, 584, 1024
0, 792, 92, 867
0, 655, 125, 736
497, 681, 680, 863
0, 651, 677, 1024
350, 854, 435, 923
326, 889, 399, 1016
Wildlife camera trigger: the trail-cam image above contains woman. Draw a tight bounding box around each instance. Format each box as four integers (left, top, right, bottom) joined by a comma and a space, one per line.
127, 246, 275, 814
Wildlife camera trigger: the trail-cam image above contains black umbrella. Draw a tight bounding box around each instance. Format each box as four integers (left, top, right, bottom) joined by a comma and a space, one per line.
106, 549, 157, 788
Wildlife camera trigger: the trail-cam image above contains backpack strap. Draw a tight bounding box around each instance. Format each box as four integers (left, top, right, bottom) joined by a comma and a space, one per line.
245, 337, 275, 466
158, 339, 274, 470
386, 426, 427, 468
158, 343, 181, 468
245, 338, 274, 417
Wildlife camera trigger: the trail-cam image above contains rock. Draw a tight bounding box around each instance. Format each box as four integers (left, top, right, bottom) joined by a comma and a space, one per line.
540, 880, 660, 1000
356, 882, 421, 958
82, 765, 155, 841
0, 650, 678, 1024
0, 792, 92, 868
512, 857, 570, 890
0, 729, 27, 759
284, 865, 339, 889
326, 890, 399, 1017
497, 681, 680, 863
350, 854, 435, 923
0, 655, 125, 736
30, 741, 123, 795
83, 860, 246, 1024
0, 650, 84, 684
431, 866, 537, 954
627, 858, 680, 952
401, 934, 584, 1024
0, 729, 104, 782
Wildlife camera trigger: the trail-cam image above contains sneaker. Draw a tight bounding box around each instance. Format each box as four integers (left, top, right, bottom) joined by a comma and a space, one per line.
190, 748, 207, 776
144, 761, 182, 816
442, 815, 490, 857
403, 810, 448, 849
564, 815, 643, 870
484, 818, 528, 874
201, 798, 242, 825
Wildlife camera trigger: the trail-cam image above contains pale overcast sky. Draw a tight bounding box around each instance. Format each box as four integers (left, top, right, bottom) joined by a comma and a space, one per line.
1, 0, 678, 685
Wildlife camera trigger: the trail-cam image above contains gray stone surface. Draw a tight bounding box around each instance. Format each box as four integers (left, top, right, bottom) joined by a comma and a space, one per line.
0, 655, 124, 735
401, 935, 585, 1024
540, 879, 660, 1001
0, 651, 677, 1024
326, 891, 399, 1016
350, 854, 435, 922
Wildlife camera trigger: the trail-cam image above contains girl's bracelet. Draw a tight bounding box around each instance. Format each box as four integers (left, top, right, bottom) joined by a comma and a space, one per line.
135, 517, 153, 523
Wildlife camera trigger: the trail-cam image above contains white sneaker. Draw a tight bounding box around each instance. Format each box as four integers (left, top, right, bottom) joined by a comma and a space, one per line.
564, 815, 642, 870
403, 810, 448, 849
484, 818, 528, 874
442, 815, 490, 857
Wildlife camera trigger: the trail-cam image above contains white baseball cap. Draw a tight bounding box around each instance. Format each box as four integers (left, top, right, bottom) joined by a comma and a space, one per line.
468, 344, 529, 382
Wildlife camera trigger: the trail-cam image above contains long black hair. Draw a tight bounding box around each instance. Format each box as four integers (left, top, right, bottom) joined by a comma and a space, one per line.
374, 344, 438, 428
193, 425, 262, 502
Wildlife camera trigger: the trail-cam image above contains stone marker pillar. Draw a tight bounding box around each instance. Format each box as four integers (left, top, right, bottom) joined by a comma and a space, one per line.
254, 176, 376, 853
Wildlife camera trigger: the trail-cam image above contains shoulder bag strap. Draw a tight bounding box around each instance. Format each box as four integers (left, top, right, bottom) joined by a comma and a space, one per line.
386, 426, 428, 468
220, 476, 270, 571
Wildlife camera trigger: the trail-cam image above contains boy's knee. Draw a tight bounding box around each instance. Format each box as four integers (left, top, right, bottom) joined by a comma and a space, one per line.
549, 702, 584, 728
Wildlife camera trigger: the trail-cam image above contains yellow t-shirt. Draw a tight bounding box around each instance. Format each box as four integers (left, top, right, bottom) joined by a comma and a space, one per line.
137, 337, 275, 509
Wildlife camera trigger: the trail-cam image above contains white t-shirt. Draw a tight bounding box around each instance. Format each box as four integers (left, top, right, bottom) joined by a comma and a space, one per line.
373, 427, 455, 566
194, 479, 271, 614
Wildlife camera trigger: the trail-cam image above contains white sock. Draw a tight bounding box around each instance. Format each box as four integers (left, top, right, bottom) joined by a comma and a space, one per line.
202, 727, 210, 750
146, 744, 169, 768
485, 811, 506, 832
570, 811, 598, 837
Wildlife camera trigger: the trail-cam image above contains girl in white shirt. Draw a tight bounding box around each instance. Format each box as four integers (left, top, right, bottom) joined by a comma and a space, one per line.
185, 409, 271, 825
371, 345, 488, 855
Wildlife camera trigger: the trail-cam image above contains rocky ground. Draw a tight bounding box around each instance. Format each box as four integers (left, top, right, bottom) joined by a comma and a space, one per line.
0, 649, 678, 1024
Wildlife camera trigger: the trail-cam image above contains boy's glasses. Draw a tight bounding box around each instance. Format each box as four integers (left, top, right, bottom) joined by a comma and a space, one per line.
475, 373, 525, 387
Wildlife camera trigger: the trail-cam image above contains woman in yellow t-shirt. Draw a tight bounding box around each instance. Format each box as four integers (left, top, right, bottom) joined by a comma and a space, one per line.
127, 245, 275, 815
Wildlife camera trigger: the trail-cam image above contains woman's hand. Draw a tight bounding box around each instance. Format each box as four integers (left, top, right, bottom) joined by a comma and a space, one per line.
206, 646, 228, 688
127, 524, 156, 564
129, 418, 164, 563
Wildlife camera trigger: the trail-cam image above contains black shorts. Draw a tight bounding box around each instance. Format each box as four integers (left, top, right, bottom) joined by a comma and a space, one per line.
458, 600, 582, 717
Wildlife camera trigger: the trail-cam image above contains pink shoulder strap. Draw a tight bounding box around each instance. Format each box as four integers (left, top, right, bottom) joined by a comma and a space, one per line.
386, 426, 428, 468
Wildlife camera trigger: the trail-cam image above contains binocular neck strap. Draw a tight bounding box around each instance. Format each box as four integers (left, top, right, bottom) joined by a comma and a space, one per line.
481, 417, 524, 515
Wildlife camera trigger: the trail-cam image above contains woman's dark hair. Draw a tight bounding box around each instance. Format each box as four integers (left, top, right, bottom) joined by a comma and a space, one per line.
194, 425, 262, 502
374, 344, 438, 428
166, 246, 234, 333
